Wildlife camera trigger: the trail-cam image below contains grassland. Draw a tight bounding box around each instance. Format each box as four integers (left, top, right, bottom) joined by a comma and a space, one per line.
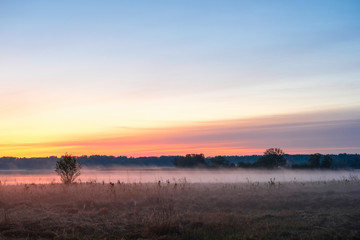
0, 177, 359, 240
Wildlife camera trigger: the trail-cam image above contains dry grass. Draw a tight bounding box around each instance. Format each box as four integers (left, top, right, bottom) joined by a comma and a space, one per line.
0, 177, 359, 239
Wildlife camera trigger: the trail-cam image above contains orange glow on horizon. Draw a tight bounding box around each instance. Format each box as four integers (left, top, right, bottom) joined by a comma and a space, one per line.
2, 110, 359, 157
2, 142, 358, 158
1, 108, 359, 158
0, 141, 265, 158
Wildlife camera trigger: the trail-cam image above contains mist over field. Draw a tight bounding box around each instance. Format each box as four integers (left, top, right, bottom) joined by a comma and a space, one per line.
1, 168, 360, 185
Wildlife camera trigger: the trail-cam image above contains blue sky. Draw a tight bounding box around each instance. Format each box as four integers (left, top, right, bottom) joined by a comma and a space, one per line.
0, 1, 359, 156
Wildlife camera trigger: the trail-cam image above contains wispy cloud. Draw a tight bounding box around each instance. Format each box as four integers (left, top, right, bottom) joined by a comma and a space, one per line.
2, 109, 359, 157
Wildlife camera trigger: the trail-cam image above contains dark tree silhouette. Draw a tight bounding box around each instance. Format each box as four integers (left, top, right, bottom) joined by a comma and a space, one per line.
255, 148, 286, 168
210, 156, 231, 167
237, 161, 252, 168
309, 153, 322, 168
321, 155, 333, 168
55, 153, 82, 184
173, 154, 206, 167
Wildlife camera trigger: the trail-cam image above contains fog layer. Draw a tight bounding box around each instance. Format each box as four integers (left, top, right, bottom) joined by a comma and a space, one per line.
0, 169, 359, 185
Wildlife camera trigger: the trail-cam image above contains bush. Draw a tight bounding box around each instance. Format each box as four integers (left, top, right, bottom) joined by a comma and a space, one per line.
55, 153, 82, 184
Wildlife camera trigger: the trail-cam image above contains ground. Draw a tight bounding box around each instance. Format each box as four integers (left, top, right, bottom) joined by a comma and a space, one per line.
0, 177, 359, 239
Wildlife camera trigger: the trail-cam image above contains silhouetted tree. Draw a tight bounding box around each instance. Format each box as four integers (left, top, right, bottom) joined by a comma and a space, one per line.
55, 153, 81, 184
255, 148, 286, 168
237, 161, 252, 168
348, 155, 360, 168
173, 154, 206, 167
321, 155, 333, 168
210, 156, 231, 167
308, 153, 322, 168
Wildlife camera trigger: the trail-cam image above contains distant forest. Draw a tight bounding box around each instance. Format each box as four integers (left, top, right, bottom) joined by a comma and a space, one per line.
0, 152, 359, 170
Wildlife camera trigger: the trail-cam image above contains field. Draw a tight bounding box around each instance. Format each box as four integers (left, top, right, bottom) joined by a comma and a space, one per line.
0, 177, 359, 240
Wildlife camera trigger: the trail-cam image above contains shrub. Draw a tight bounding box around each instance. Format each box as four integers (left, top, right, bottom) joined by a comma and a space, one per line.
55, 153, 82, 184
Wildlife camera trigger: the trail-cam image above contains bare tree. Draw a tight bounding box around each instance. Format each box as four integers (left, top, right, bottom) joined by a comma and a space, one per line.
55, 153, 81, 184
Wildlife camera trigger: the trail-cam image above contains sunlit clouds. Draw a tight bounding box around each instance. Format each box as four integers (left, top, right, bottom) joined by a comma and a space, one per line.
1, 108, 359, 157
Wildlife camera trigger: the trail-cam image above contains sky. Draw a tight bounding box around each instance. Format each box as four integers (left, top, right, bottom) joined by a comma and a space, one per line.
1, 0, 359, 157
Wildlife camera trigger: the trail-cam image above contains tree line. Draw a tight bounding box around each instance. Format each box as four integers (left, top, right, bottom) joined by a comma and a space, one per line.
0, 150, 359, 169
172, 149, 359, 169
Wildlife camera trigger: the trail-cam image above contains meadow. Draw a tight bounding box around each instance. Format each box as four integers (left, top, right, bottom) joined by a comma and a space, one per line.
0, 173, 359, 240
